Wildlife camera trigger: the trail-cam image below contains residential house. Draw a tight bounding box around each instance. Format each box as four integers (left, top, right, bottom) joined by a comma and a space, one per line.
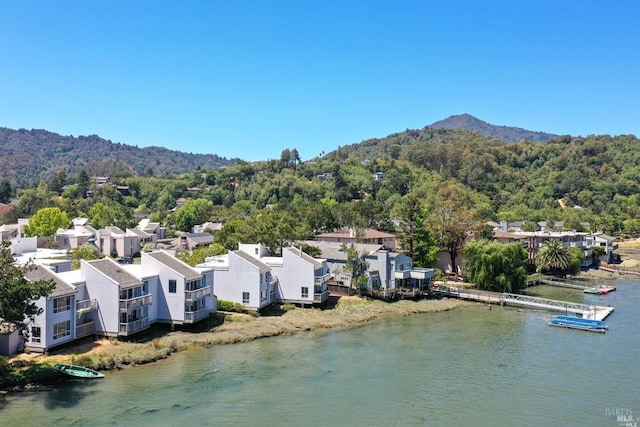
127, 227, 157, 249
192, 222, 224, 234
138, 218, 167, 240
304, 241, 434, 295
373, 172, 384, 181
199, 250, 275, 311
56, 223, 97, 250
98, 226, 139, 258
24, 266, 98, 353
141, 251, 215, 326
315, 228, 397, 251
590, 233, 618, 263
237, 243, 330, 305
80, 258, 153, 337
171, 232, 214, 251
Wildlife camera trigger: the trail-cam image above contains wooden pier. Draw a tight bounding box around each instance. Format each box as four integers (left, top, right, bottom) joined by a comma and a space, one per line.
433, 286, 614, 321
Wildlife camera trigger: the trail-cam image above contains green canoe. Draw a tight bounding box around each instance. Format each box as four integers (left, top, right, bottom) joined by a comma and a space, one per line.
54, 363, 105, 379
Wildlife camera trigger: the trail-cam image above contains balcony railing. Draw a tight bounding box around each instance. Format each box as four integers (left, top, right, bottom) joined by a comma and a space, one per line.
76, 321, 96, 338
185, 286, 211, 302
76, 299, 97, 314
119, 294, 153, 312
314, 289, 329, 303
184, 308, 210, 323
119, 317, 150, 336
314, 273, 331, 285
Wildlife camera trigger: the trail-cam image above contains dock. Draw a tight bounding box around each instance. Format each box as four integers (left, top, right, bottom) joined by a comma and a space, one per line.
433, 286, 614, 321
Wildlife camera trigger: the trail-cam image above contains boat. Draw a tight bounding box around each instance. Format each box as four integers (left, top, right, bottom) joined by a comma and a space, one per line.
583, 285, 617, 295
553, 315, 608, 329
53, 363, 105, 379
548, 315, 608, 333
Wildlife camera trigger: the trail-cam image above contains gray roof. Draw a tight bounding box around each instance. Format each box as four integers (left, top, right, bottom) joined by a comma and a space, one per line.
301, 240, 384, 262
284, 247, 322, 268
27, 266, 76, 298
233, 250, 271, 272
127, 228, 150, 238
86, 259, 142, 289
146, 251, 201, 281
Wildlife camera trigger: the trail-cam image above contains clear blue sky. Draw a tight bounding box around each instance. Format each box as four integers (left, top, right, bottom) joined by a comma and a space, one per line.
1, 1, 638, 161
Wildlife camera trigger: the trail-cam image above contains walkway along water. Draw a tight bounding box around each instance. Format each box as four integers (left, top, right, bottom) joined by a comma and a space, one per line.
432, 286, 614, 321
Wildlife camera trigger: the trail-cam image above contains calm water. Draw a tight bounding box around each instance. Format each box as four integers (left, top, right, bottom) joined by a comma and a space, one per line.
1, 280, 639, 427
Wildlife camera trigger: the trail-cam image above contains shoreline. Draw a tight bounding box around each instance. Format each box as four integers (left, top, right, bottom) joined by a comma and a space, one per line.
2, 297, 466, 395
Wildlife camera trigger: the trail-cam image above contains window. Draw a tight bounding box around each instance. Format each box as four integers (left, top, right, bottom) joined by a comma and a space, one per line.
242, 292, 250, 305
53, 320, 71, 340
31, 326, 41, 343
301, 287, 309, 298
53, 296, 71, 313
169, 280, 177, 293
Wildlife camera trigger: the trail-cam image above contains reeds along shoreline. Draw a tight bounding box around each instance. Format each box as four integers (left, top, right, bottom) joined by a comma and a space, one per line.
1, 297, 464, 393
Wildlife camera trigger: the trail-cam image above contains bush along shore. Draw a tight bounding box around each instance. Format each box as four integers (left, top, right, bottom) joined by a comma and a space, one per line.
1, 296, 465, 394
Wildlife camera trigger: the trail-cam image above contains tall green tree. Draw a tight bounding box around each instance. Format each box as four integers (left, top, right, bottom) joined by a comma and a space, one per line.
535, 240, 571, 276
342, 243, 368, 295
429, 200, 482, 274
24, 207, 71, 237
171, 198, 214, 232
0, 242, 55, 339
463, 240, 527, 293
0, 179, 12, 204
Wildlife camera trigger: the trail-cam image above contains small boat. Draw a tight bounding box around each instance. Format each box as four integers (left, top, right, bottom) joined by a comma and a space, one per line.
548, 315, 607, 333
53, 363, 105, 379
553, 315, 608, 329
584, 285, 617, 295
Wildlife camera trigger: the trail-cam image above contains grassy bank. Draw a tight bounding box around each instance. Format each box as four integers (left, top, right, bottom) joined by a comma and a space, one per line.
2, 296, 464, 394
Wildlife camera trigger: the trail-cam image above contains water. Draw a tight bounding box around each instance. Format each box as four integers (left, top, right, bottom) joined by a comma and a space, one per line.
2, 280, 639, 426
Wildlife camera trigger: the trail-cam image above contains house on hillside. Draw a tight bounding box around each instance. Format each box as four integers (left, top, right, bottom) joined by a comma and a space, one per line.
170, 232, 214, 251
56, 223, 97, 250
97, 226, 139, 258
315, 228, 397, 251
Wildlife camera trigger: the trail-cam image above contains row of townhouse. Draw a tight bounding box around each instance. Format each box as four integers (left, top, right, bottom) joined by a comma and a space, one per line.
197, 243, 331, 310
21, 251, 215, 354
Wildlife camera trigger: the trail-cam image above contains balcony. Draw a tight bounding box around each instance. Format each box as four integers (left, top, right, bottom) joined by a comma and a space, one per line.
314, 288, 329, 303
76, 321, 96, 338
76, 299, 97, 315
314, 273, 331, 286
119, 294, 153, 312
119, 317, 150, 336
185, 286, 211, 303
184, 308, 210, 323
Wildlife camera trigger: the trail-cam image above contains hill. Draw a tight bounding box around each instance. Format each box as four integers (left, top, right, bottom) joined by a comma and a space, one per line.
0, 128, 238, 188
428, 114, 559, 142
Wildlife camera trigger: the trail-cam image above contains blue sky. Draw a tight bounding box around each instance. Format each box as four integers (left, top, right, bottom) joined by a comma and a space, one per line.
1, 1, 638, 161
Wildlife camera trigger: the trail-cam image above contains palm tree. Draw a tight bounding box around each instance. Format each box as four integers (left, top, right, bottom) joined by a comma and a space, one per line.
536, 240, 571, 276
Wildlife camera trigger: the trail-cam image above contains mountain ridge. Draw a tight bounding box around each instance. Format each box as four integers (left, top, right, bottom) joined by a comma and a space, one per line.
0, 127, 239, 188
428, 113, 559, 142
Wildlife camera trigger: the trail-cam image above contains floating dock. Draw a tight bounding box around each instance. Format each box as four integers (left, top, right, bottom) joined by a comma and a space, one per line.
548, 315, 608, 333
433, 286, 614, 321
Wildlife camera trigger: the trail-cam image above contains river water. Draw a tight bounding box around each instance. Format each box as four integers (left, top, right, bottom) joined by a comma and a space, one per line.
1, 279, 638, 427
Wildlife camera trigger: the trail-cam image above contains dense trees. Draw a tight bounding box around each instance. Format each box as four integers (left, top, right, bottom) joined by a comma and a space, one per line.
463, 240, 528, 293
24, 207, 71, 237
1, 125, 638, 296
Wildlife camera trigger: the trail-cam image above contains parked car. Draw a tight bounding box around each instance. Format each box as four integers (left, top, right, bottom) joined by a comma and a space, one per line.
118, 257, 134, 264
